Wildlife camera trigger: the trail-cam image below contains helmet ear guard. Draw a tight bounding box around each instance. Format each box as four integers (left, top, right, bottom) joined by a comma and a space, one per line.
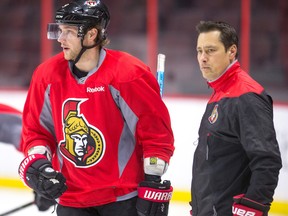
78, 23, 108, 42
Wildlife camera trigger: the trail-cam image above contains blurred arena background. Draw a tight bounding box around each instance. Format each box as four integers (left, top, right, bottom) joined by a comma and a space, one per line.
0, 0, 288, 215
0, 0, 287, 102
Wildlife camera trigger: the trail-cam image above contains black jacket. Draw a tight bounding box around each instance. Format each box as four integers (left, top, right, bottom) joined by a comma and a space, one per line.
191, 61, 282, 215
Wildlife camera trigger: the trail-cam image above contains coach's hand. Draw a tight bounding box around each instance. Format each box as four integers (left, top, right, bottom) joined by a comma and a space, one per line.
137, 174, 173, 216
19, 154, 67, 200
232, 194, 270, 216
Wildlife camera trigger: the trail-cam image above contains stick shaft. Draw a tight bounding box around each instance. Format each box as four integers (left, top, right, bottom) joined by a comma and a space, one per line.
0, 201, 34, 216
157, 54, 166, 97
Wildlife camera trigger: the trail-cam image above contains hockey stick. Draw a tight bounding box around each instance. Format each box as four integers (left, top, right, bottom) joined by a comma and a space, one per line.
0, 201, 34, 216
156, 53, 166, 97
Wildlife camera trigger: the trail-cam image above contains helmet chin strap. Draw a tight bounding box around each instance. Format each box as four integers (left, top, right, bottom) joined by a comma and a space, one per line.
72, 38, 100, 65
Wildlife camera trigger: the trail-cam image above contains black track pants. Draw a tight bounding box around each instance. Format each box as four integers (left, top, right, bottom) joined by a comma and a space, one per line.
56, 197, 138, 216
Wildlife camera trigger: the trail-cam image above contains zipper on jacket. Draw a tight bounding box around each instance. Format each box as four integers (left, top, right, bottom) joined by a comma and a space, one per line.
212, 205, 217, 215
206, 133, 210, 160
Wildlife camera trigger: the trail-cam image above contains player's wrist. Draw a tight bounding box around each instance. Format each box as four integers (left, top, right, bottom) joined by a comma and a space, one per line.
144, 157, 168, 176
28, 145, 52, 161
138, 156, 172, 216
144, 174, 161, 182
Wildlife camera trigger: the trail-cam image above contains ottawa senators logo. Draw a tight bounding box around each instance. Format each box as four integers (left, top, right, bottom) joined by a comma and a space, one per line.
59, 99, 105, 168
84, 0, 98, 7
208, 104, 219, 124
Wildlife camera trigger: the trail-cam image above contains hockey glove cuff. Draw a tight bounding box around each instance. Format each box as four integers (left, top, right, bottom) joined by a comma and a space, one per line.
18, 154, 67, 200
233, 194, 270, 216
34, 191, 57, 211
137, 175, 173, 216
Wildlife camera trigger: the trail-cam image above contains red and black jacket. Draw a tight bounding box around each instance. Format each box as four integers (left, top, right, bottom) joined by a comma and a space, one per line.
191, 61, 282, 215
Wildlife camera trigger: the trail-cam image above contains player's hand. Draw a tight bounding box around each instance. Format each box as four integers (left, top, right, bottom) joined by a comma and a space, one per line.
34, 191, 57, 211
18, 154, 67, 200
232, 194, 270, 216
137, 174, 173, 216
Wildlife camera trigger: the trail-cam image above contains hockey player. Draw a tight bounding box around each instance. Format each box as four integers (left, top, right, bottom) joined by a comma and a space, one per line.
190, 21, 282, 216
18, 0, 174, 216
0, 103, 56, 211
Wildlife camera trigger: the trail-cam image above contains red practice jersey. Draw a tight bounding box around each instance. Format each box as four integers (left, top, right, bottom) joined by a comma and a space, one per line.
21, 49, 174, 207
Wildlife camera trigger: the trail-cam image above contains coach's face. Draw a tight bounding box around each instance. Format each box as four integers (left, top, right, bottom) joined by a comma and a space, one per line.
196, 30, 235, 81
57, 24, 82, 61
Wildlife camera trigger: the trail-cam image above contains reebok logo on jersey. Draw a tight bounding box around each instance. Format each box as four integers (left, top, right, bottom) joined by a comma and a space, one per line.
87, 86, 105, 93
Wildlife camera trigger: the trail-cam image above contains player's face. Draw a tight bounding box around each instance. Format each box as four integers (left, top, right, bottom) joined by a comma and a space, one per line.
196, 30, 232, 81
57, 25, 82, 61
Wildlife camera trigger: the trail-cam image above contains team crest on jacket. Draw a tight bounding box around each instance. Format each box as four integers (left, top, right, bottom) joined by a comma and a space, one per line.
208, 104, 219, 124
59, 99, 105, 168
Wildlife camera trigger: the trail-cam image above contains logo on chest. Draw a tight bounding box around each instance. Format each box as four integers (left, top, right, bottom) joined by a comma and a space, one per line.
208, 104, 219, 124
86, 86, 105, 93
59, 99, 105, 168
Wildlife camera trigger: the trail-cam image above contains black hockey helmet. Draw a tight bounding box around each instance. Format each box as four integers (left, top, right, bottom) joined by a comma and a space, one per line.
48, 0, 110, 40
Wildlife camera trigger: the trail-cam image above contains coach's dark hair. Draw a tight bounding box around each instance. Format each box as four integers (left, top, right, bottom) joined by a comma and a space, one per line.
196, 21, 239, 57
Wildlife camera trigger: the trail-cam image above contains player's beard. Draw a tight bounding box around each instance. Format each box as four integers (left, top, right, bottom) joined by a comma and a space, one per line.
63, 47, 81, 61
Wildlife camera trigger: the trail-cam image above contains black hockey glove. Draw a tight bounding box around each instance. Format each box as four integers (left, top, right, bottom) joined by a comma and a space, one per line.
19, 154, 67, 200
34, 191, 57, 211
137, 175, 173, 216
